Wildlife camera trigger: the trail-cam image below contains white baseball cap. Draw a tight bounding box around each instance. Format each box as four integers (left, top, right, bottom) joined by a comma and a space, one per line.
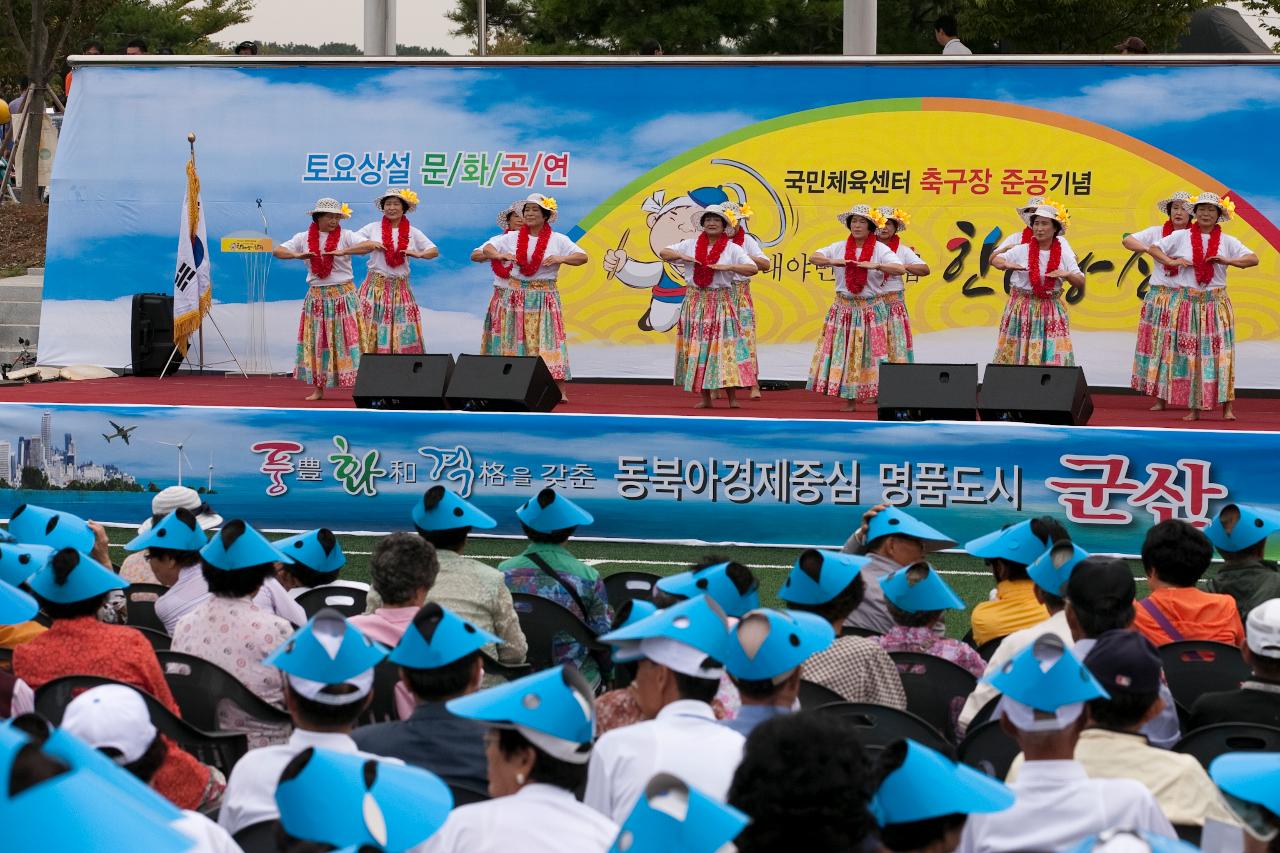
1247, 599, 1280, 659
61, 684, 158, 764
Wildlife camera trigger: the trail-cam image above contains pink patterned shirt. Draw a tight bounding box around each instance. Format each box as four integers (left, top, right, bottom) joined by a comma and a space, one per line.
875, 626, 987, 679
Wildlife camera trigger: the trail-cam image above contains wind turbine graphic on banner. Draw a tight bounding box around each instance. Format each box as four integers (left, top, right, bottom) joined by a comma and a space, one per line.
156, 434, 194, 487
207, 450, 215, 494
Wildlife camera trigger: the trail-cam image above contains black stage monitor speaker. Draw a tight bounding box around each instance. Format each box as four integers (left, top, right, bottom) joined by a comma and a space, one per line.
445, 355, 562, 413
353, 354, 456, 410
979, 364, 1094, 426
130, 293, 182, 377
877, 363, 979, 421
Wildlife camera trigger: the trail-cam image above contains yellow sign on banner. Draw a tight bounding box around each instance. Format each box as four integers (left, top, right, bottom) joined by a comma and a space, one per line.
220, 237, 273, 253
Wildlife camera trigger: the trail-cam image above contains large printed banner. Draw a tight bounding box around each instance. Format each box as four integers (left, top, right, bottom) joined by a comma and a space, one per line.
43, 61, 1280, 386
2, 403, 1279, 556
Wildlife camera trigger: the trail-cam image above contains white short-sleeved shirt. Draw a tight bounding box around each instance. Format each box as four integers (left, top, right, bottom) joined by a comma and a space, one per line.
731, 233, 766, 284
475, 233, 515, 288
279, 228, 360, 287
813, 239, 903, 296
425, 784, 618, 853
996, 230, 1029, 253
881, 242, 926, 292
1001, 238, 1081, 292
488, 230, 585, 282
666, 238, 753, 290
356, 220, 436, 277
1154, 229, 1252, 290
1130, 224, 1188, 288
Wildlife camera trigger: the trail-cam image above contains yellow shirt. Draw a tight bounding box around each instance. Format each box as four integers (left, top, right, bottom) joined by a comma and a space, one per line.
0, 621, 47, 649
970, 579, 1048, 647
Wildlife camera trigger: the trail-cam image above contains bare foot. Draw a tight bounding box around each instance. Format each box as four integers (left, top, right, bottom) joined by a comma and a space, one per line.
694, 400, 712, 409
305, 388, 324, 401
1149, 401, 1166, 412
711, 389, 725, 400
1182, 410, 1200, 421
749, 385, 762, 399
728, 401, 742, 409
841, 401, 857, 412
1223, 404, 1237, 421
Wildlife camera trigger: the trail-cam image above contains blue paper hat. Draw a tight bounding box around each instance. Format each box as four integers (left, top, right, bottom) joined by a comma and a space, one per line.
412, 486, 497, 532
7, 504, 96, 553
615, 599, 657, 630
1064, 830, 1201, 853
1204, 503, 1280, 553
865, 506, 957, 552
0, 528, 12, 543
1210, 752, 1280, 814
266, 609, 388, 684
37, 723, 183, 823
276, 747, 452, 852
881, 562, 965, 612
964, 519, 1050, 563
986, 634, 1109, 713
123, 508, 208, 553
871, 739, 1014, 825
0, 542, 52, 587
26, 549, 125, 604
199, 519, 293, 571
779, 549, 869, 606
608, 773, 750, 853
0, 580, 37, 625
600, 594, 732, 665
389, 603, 500, 670
515, 488, 593, 533
273, 529, 346, 575
1027, 541, 1090, 597
656, 562, 759, 617
446, 665, 595, 763
723, 608, 835, 681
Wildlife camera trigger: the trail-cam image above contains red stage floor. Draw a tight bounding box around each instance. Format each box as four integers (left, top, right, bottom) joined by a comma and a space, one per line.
0, 375, 1276, 430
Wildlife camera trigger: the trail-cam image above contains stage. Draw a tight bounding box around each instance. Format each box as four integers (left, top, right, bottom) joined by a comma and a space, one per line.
0, 375, 1277, 430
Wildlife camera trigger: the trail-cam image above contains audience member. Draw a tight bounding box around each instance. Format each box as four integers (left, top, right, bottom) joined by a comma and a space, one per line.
354, 602, 493, 790
877, 561, 986, 678
411, 487, 527, 666
274, 527, 366, 598
964, 516, 1067, 646
349, 532, 437, 646
1115, 36, 1150, 54
171, 521, 295, 747
119, 486, 222, 584
500, 488, 612, 685
873, 738, 1014, 853
780, 548, 907, 707
936, 14, 972, 54
1188, 598, 1280, 729
234, 40, 258, 56
1208, 752, 1280, 853
721, 608, 834, 736
427, 666, 618, 852
587, 595, 745, 820
728, 712, 878, 852
123, 508, 208, 633
0, 578, 37, 716
1135, 519, 1244, 646
218, 609, 391, 835
656, 558, 759, 617
957, 635, 1176, 852
609, 772, 748, 852
1007, 630, 1239, 829
1204, 504, 1280, 623
841, 504, 957, 634
594, 599, 659, 734
125, 39, 148, 55
0, 542, 52, 649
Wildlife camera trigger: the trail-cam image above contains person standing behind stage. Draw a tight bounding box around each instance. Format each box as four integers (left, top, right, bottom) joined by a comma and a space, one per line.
723, 200, 772, 400
354, 188, 438, 354
659, 204, 759, 409
989, 201, 1082, 366
481, 194, 587, 402
807, 203, 907, 411
1123, 191, 1192, 410
273, 198, 375, 401
1146, 191, 1258, 421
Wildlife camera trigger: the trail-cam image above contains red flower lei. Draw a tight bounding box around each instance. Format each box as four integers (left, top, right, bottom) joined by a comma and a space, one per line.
1020, 226, 1034, 244
490, 226, 514, 279
883, 235, 901, 253
731, 229, 746, 246
1159, 220, 1187, 278
843, 234, 878, 294
1027, 237, 1063, 298
693, 233, 730, 287
307, 223, 342, 279
381, 216, 410, 268
515, 224, 553, 278
1189, 225, 1222, 286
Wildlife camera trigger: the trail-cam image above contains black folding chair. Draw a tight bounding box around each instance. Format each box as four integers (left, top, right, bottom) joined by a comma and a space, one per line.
813, 702, 951, 756
132, 625, 172, 651
34, 675, 248, 775
797, 679, 845, 710
448, 782, 492, 806
296, 586, 369, 619
510, 593, 608, 674
232, 820, 282, 853
125, 583, 169, 633
357, 658, 404, 726
0, 646, 12, 672
976, 636, 1007, 661
841, 625, 882, 638
1158, 641, 1252, 710
1173, 723, 1280, 770
888, 652, 979, 743
968, 694, 1002, 730
156, 650, 291, 733
957, 719, 1020, 780
480, 650, 532, 681
603, 571, 660, 605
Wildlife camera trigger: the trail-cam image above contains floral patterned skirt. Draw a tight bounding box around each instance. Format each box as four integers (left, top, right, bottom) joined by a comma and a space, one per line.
296, 282, 363, 388
359, 271, 424, 354
1131, 285, 1174, 395
992, 289, 1074, 366
674, 286, 757, 392
481, 279, 570, 380
733, 279, 760, 379
1159, 288, 1235, 409
807, 291, 913, 401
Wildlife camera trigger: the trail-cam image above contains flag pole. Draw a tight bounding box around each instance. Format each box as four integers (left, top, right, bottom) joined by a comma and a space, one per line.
188, 132, 205, 374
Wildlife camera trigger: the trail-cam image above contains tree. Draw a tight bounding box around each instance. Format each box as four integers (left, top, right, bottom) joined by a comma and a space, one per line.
245, 41, 449, 56
957, 0, 1221, 54
1239, 0, 1280, 50
19, 464, 48, 489
87, 0, 251, 53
